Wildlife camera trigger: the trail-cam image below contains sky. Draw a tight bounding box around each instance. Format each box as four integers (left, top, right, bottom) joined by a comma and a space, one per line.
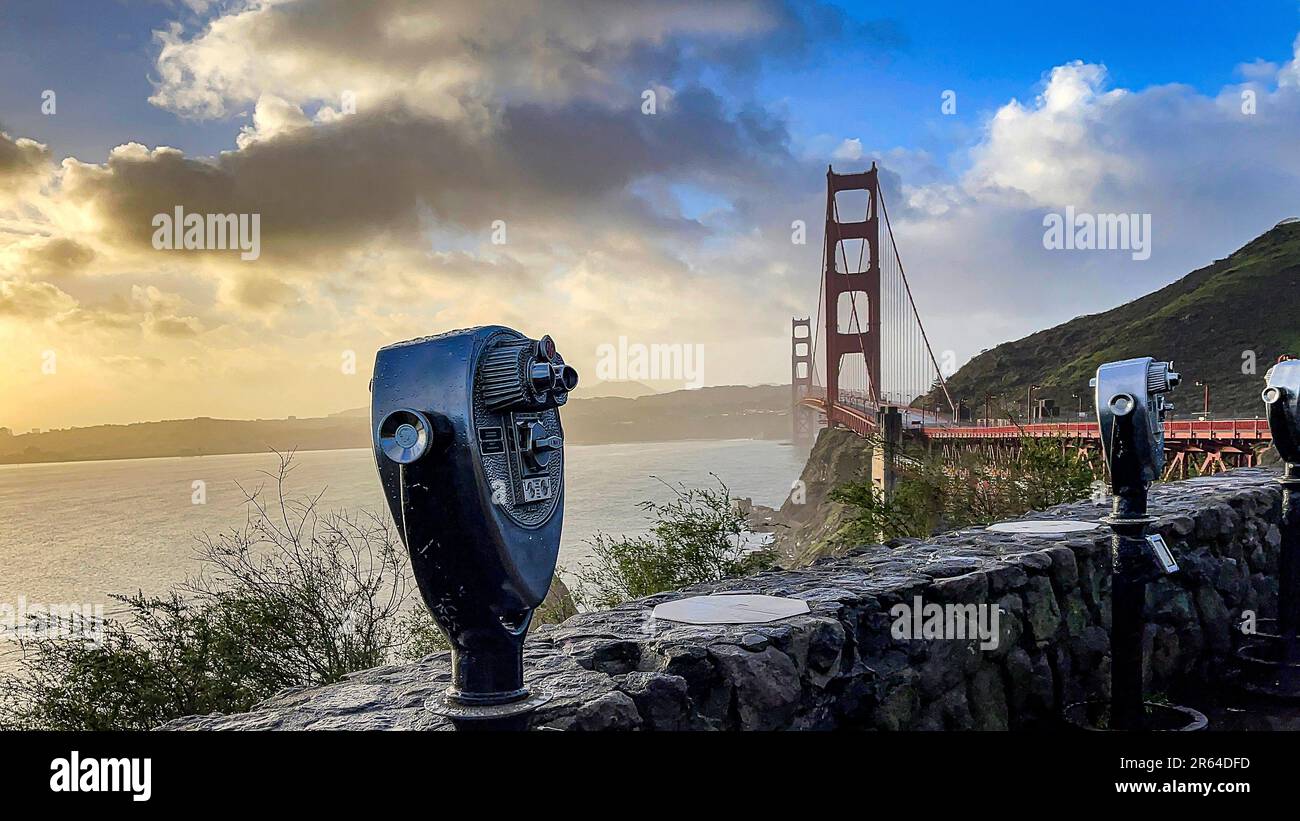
3, 0, 1300, 430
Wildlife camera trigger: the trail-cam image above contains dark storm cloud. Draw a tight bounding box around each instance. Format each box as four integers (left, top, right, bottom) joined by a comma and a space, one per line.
61, 88, 814, 270
149, 0, 894, 118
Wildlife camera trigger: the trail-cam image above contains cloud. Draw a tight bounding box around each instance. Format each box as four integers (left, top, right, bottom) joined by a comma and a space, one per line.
1, 0, 874, 428
0, 131, 49, 180
99, 354, 168, 372
235, 93, 312, 148
964, 62, 1133, 206
832, 138, 863, 161
148, 0, 802, 120
0, 131, 51, 208
131, 285, 205, 336
883, 48, 1300, 370
16, 0, 1300, 431
0, 278, 76, 319
223, 271, 298, 311
1, 237, 96, 280
50, 85, 813, 308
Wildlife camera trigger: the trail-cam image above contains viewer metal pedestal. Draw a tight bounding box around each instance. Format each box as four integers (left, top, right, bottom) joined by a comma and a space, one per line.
1237, 463, 1300, 699
1105, 489, 1154, 730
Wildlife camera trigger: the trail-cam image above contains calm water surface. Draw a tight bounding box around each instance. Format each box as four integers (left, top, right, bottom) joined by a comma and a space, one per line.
0, 440, 803, 625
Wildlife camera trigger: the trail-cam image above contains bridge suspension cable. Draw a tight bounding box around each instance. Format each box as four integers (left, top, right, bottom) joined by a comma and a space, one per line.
877, 184, 957, 416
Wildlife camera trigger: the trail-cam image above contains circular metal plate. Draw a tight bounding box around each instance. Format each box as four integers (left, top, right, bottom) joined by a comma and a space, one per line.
986, 519, 1100, 535
652, 594, 809, 625
426, 689, 552, 721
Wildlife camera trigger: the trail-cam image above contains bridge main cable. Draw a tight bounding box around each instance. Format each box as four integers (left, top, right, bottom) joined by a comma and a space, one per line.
877, 182, 957, 418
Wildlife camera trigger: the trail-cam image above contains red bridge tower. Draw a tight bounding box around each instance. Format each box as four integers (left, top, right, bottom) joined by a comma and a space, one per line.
823, 164, 882, 417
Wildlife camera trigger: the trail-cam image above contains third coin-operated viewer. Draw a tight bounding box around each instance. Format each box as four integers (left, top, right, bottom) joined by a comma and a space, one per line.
369, 326, 578, 730
1244, 357, 1300, 695
1076, 357, 1206, 731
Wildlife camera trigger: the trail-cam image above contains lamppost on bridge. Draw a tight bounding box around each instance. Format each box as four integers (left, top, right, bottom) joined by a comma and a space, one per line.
1072, 392, 1083, 418
1194, 380, 1210, 418
1026, 384, 1040, 423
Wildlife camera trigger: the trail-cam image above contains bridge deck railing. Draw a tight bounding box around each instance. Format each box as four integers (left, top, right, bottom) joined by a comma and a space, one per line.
802, 394, 1272, 442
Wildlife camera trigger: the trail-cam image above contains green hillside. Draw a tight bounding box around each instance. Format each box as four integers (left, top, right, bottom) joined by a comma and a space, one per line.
927, 221, 1300, 420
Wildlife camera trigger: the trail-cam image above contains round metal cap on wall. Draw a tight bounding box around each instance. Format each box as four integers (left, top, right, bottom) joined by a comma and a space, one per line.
652, 594, 810, 625
985, 520, 1100, 535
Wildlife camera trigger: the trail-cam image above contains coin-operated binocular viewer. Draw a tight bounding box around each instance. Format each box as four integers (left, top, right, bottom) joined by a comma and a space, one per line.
1240, 358, 1300, 695
370, 327, 578, 730
1090, 357, 1192, 729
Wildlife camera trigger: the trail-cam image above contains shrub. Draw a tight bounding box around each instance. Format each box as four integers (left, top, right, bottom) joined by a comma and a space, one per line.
572, 477, 776, 609
0, 453, 414, 730
1, 592, 314, 731
831, 437, 1094, 544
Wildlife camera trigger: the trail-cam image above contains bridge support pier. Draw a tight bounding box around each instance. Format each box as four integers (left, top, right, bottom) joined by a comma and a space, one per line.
872, 406, 902, 502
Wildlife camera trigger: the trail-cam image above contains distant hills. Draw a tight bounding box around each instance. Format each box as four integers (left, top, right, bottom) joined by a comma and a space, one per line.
924, 221, 1300, 420
576, 380, 659, 399
0, 416, 368, 466
0, 384, 791, 466
560, 384, 789, 444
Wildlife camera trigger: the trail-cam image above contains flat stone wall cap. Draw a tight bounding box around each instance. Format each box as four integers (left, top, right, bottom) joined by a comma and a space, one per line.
986, 519, 1101, 535
652, 594, 810, 625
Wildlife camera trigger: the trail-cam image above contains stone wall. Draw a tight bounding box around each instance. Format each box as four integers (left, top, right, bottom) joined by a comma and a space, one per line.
164, 469, 1282, 731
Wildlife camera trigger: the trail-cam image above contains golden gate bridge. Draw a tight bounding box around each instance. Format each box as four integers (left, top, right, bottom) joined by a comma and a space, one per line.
792, 164, 1269, 478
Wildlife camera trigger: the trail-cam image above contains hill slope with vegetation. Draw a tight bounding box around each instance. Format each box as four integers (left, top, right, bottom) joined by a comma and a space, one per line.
925, 221, 1300, 419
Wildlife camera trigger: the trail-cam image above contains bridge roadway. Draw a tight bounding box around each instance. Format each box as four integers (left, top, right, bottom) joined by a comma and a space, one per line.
800, 394, 1272, 474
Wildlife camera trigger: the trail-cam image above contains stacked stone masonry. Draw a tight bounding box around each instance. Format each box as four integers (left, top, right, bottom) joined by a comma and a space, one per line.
164, 468, 1282, 731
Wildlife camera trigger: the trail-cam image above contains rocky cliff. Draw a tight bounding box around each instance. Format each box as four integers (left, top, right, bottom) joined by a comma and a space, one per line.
764, 427, 873, 566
